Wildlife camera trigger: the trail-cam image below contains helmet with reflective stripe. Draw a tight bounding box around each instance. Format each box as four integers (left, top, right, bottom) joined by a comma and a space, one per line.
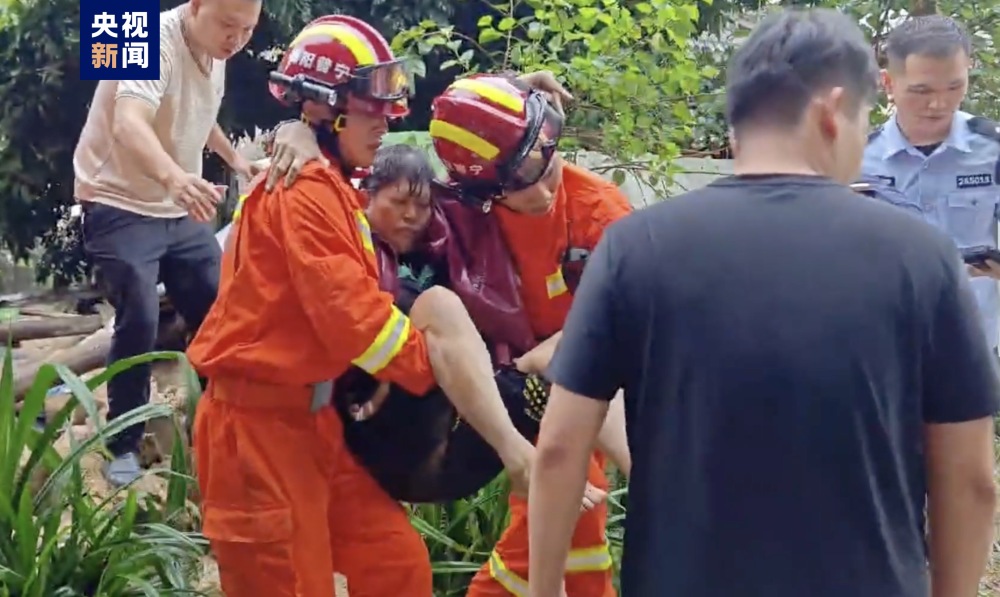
269, 15, 410, 118
430, 74, 563, 191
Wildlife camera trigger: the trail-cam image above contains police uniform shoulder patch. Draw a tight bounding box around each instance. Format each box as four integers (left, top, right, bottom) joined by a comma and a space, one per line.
967, 116, 1000, 142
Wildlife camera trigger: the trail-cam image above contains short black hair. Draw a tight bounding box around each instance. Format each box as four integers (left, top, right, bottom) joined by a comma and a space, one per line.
363, 144, 435, 197
885, 15, 971, 69
726, 8, 878, 131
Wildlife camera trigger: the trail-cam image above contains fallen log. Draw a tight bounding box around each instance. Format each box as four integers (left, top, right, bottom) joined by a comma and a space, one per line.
0, 315, 104, 345
7, 334, 88, 366
0, 288, 104, 310
12, 326, 111, 398
11, 315, 189, 400
8, 227, 225, 400
17, 307, 79, 319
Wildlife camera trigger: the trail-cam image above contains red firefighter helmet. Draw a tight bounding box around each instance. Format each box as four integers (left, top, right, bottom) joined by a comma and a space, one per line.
269, 15, 410, 118
430, 74, 563, 192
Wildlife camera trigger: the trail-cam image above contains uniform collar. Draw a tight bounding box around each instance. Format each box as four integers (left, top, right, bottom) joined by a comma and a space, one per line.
881, 111, 972, 158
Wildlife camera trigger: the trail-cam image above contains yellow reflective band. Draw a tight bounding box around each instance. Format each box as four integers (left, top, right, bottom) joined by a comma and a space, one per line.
545, 267, 568, 298
291, 24, 376, 65
487, 543, 613, 596
487, 551, 528, 597
450, 78, 525, 113
351, 305, 411, 374
232, 194, 248, 222
565, 544, 614, 572
428, 119, 500, 160
355, 210, 375, 254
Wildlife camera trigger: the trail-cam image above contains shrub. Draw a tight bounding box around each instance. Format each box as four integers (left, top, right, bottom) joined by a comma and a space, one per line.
0, 348, 206, 596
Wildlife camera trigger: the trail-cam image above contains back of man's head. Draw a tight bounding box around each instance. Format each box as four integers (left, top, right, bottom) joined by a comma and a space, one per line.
726, 8, 878, 134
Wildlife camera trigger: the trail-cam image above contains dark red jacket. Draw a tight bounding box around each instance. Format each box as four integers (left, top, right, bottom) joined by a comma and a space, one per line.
372, 188, 536, 365
335, 186, 536, 410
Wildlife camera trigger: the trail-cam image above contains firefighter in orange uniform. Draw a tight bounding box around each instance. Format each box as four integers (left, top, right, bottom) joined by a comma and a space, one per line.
429, 75, 633, 597
188, 18, 535, 597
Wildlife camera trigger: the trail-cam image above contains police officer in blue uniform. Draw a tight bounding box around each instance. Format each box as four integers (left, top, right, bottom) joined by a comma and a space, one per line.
862, 15, 1000, 350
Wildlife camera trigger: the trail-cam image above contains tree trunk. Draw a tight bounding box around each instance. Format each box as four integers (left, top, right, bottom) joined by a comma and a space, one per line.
0, 315, 104, 345
12, 327, 111, 398
12, 314, 190, 400
909, 0, 937, 15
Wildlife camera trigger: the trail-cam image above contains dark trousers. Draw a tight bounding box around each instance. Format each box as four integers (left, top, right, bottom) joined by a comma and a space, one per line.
81, 203, 220, 456
339, 367, 546, 503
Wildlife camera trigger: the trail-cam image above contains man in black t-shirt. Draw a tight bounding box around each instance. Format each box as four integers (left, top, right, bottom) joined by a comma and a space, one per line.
527, 8, 1000, 597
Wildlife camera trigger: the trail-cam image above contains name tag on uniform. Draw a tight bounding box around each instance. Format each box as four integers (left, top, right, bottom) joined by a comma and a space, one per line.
874, 175, 895, 187
956, 174, 993, 189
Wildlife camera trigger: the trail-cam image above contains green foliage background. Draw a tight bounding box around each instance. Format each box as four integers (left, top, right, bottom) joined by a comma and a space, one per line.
0, 0, 999, 594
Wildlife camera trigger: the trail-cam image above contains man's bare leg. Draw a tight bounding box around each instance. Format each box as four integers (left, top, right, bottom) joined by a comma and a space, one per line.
408, 287, 536, 494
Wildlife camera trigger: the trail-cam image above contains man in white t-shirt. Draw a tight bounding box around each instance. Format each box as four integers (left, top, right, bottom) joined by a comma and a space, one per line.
73, 0, 262, 487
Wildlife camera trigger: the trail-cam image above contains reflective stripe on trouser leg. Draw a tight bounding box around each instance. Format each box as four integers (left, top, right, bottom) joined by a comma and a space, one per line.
487, 543, 613, 596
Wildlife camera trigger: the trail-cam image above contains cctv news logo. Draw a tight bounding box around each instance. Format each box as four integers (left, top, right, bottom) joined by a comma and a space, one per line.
80, 0, 160, 81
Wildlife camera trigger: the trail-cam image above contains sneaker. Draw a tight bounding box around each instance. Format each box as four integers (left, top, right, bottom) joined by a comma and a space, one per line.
103, 452, 142, 488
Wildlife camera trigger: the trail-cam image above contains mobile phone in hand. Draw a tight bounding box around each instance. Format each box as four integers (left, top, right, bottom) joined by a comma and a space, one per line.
961, 245, 1000, 268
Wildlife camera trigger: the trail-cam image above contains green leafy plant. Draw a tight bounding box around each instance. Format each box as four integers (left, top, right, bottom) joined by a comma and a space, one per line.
0, 347, 206, 596
410, 477, 511, 597
408, 464, 629, 596
393, 0, 710, 191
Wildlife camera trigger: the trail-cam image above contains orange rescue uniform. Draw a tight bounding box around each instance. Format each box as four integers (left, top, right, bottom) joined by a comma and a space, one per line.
189, 162, 436, 597
466, 164, 633, 597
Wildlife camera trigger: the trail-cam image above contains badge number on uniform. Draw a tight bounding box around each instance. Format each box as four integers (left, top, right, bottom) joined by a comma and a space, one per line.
956, 174, 993, 189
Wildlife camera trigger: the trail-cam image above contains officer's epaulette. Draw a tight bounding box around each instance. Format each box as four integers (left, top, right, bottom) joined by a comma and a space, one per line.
867, 126, 883, 143
967, 116, 1000, 142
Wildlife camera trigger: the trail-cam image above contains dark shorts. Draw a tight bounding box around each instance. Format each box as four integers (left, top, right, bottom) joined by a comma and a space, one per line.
335, 367, 548, 503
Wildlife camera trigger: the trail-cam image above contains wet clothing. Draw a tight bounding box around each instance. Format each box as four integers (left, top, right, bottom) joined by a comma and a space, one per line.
338, 363, 549, 503
335, 248, 551, 503
467, 164, 632, 597
188, 162, 435, 597
548, 174, 1000, 597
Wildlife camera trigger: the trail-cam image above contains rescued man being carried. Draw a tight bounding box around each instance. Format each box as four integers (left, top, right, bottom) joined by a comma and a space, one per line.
330, 144, 564, 503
